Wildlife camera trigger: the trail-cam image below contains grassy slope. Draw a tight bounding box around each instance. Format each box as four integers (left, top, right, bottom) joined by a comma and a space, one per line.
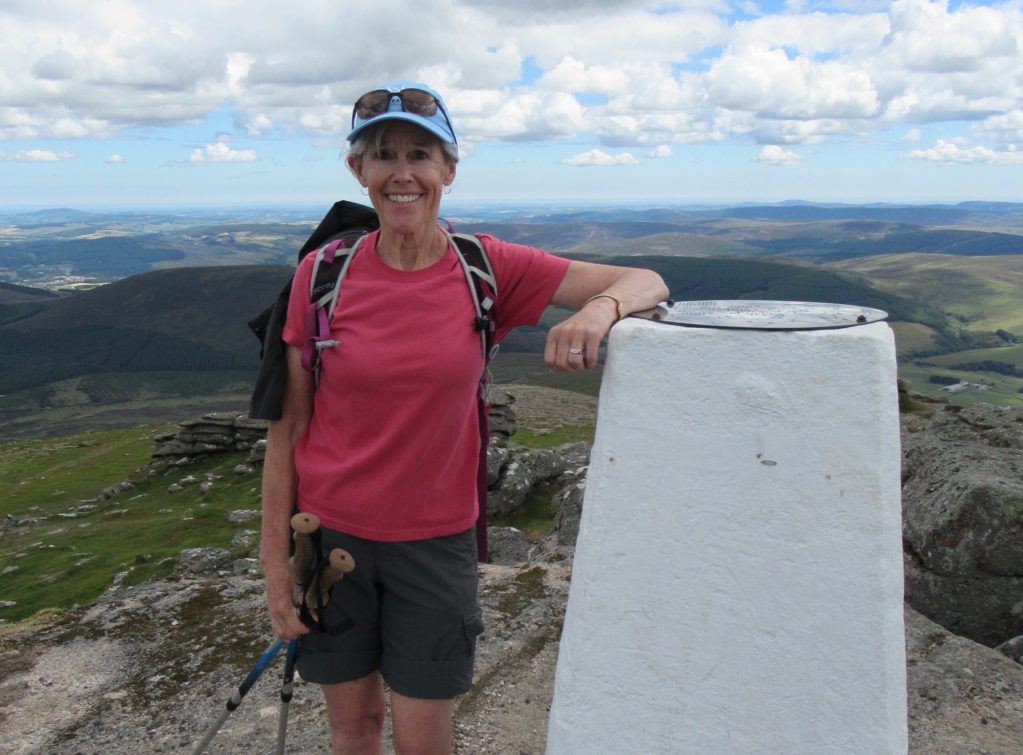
833, 253, 1023, 335
899, 360, 1023, 406
0, 425, 263, 623
833, 253, 1023, 404
0, 411, 597, 626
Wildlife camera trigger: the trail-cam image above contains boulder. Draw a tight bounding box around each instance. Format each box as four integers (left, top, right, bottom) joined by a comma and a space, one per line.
151, 413, 269, 460
487, 526, 534, 565
99, 481, 134, 500
246, 438, 267, 464
486, 441, 510, 488
552, 467, 587, 546
488, 388, 518, 440
906, 604, 1023, 753
996, 635, 1023, 665
487, 442, 591, 518
901, 404, 1023, 646
175, 547, 234, 576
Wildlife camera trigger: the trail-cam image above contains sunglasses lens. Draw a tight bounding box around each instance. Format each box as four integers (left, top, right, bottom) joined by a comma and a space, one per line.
354, 91, 390, 119
399, 89, 438, 117
351, 88, 448, 137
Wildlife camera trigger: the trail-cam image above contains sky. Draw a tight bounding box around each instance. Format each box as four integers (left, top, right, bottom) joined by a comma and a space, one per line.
2, 0, 1022, 210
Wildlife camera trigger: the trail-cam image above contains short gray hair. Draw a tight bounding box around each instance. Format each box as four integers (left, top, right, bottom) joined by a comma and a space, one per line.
347, 121, 458, 178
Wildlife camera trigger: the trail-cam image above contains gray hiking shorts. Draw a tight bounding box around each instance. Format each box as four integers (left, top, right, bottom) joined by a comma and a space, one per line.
295, 525, 484, 699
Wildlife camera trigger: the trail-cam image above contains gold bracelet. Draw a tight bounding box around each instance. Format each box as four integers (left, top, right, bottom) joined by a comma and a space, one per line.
585, 293, 624, 322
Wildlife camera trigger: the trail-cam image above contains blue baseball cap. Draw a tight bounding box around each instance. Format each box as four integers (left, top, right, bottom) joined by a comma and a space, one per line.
347, 82, 457, 148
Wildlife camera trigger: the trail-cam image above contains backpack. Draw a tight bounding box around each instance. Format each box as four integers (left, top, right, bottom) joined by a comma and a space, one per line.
247, 200, 498, 561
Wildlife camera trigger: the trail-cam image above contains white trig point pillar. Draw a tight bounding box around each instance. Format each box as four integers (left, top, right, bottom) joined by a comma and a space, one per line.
547, 301, 907, 754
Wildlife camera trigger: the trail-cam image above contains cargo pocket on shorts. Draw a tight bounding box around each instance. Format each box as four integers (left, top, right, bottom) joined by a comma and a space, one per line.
463, 607, 486, 651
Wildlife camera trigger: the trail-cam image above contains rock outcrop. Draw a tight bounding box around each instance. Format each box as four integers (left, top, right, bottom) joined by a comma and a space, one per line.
901, 404, 1023, 647
486, 441, 591, 519
151, 412, 268, 462
487, 388, 518, 440
906, 605, 1023, 754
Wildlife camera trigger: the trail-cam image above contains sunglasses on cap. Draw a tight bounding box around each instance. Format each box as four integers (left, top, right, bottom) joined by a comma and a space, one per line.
349, 87, 457, 145
353, 88, 441, 120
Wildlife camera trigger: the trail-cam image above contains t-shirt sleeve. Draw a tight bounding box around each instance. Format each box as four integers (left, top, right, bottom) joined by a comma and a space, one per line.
478, 234, 571, 343
281, 253, 316, 350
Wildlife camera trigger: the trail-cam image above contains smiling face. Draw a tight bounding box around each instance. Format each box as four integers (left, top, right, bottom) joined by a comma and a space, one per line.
348, 122, 456, 237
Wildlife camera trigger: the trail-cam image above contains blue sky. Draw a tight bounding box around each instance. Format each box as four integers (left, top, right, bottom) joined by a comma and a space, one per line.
2, 0, 1022, 210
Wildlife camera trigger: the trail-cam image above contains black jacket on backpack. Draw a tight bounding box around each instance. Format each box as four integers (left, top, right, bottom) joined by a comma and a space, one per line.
248, 201, 379, 421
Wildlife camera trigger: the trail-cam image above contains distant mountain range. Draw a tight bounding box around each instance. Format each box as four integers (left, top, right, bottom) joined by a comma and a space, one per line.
2, 201, 1022, 281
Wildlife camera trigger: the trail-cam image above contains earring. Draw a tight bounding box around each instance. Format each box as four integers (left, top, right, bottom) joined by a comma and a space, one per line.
360, 186, 369, 196
443, 186, 452, 195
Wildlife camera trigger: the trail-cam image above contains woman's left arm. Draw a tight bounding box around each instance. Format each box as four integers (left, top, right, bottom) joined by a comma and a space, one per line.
545, 260, 668, 373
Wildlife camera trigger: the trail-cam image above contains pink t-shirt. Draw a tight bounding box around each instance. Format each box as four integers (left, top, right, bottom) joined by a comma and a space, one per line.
282, 231, 570, 541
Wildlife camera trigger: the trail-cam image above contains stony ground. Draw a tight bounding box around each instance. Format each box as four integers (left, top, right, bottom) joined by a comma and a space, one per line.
2, 385, 1022, 753
497, 384, 599, 431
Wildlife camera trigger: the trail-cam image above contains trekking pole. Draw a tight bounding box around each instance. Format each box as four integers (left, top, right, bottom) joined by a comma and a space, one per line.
191, 639, 287, 755
275, 639, 299, 754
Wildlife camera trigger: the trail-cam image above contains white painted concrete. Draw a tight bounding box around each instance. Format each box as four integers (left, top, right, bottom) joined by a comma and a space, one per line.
547, 318, 906, 754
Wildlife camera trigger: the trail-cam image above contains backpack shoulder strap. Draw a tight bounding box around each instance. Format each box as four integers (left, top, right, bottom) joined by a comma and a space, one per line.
300, 233, 367, 376
450, 232, 498, 564
450, 232, 498, 368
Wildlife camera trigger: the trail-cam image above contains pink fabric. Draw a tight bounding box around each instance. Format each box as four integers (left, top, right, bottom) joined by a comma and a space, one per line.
282, 231, 570, 541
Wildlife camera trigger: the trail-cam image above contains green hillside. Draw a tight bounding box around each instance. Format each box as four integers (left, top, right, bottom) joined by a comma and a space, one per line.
0, 425, 260, 623
0, 257, 924, 400
0, 409, 593, 625
834, 253, 1023, 337
5, 264, 292, 351
0, 265, 292, 394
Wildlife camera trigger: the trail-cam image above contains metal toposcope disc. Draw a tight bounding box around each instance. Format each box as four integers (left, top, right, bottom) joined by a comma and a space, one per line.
630, 300, 888, 331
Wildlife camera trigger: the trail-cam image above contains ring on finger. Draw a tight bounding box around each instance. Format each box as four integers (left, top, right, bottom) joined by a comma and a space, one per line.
568, 347, 584, 356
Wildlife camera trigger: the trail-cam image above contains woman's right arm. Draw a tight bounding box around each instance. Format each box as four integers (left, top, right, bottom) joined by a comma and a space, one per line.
260, 345, 314, 640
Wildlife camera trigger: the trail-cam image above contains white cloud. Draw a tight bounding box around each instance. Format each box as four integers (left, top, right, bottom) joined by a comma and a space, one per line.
706, 46, 881, 122
106, 153, 125, 163
562, 149, 639, 166
648, 145, 672, 158
460, 91, 586, 141
902, 128, 922, 142
188, 142, 257, 163
0, 0, 1021, 170
0, 149, 76, 161
883, 0, 1017, 75
755, 145, 801, 165
538, 56, 633, 96
975, 109, 1023, 144
903, 139, 1023, 165
244, 113, 274, 137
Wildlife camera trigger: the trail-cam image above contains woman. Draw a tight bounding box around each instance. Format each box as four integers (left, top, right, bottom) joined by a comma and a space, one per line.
261, 82, 667, 754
